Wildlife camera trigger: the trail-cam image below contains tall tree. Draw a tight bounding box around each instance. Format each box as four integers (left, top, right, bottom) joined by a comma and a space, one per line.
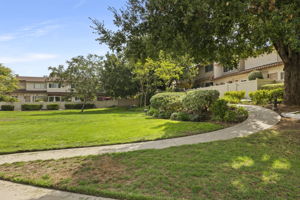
100, 53, 138, 98
93, 0, 300, 105
0, 64, 18, 102
49, 54, 102, 112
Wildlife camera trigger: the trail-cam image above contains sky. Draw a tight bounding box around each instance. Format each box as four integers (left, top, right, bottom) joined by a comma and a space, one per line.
0, 0, 127, 76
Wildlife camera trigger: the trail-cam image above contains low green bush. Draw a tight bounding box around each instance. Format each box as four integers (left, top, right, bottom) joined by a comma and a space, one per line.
249, 90, 270, 105
223, 91, 245, 103
182, 89, 219, 114
21, 104, 43, 111
248, 70, 263, 80
65, 103, 95, 109
175, 112, 190, 121
261, 83, 284, 90
211, 99, 229, 121
1, 105, 14, 111
150, 92, 185, 114
46, 104, 59, 110
224, 106, 248, 123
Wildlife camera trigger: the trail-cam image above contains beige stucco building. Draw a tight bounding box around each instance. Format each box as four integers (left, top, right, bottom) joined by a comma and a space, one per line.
11, 76, 74, 103
198, 51, 284, 87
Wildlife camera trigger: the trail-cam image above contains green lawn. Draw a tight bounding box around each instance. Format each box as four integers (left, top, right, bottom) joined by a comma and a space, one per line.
0, 107, 223, 154
0, 119, 299, 200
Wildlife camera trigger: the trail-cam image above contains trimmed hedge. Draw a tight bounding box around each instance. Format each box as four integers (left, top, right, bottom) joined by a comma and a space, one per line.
150, 92, 185, 114
224, 106, 248, 123
249, 88, 284, 105
65, 103, 96, 109
182, 89, 219, 114
223, 91, 245, 103
21, 104, 43, 111
261, 83, 284, 90
1, 105, 14, 111
46, 104, 59, 110
248, 70, 263, 80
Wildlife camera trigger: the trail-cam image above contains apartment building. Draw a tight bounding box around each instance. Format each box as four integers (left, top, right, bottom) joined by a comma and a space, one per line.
198, 51, 284, 87
11, 76, 74, 103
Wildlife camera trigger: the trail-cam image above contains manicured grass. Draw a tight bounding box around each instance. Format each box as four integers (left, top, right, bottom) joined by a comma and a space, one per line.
0, 107, 223, 154
0, 119, 299, 200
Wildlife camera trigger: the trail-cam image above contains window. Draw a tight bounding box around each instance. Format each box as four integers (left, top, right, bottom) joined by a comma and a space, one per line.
280, 72, 285, 80
33, 96, 47, 102
48, 96, 61, 102
241, 80, 247, 82
24, 96, 31, 102
34, 83, 46, 89
268, 72, 278, 80
48, 83, 61, 88
205, 64, 213, 72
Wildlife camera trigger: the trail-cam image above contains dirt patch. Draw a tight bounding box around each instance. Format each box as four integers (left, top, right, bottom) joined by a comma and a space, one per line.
272, 117, 300, 130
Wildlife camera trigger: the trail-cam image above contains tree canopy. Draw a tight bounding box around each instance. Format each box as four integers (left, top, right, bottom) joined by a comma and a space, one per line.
92, 0, 300, 105
0, 64, 18, 102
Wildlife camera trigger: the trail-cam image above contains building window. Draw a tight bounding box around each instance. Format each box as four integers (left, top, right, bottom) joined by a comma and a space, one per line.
268, 72, 278, 80
205, 64, 213, 73
241, 80, 247, 82
280, 72, 284, 80
48, 83, 61, 88
24, 96, 31, 102
34, 83, 46, 89
33, 96, 47, 102
48, 96, 61, 102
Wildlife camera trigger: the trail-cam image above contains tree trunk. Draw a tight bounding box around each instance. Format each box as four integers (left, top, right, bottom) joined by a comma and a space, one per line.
81, 99, 86, 112
283, 61, 300, 105
274, 42, 300, 105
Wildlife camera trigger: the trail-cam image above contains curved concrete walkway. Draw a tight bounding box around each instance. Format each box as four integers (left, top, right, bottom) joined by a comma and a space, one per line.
0, 105, 280, 200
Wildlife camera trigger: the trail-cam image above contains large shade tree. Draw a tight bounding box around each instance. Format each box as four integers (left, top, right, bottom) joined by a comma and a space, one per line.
93, 0, 300, 105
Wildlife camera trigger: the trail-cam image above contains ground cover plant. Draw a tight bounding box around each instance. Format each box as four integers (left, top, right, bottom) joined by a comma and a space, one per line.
0, 119, 298, 200
0, 107, 223, 154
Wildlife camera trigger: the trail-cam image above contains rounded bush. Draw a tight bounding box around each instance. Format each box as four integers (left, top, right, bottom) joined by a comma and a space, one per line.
150, 92, 185, 114
211, 99, 229, 121
224, 107, 248, 123
182, 89, 219, 114
248, 70, 263, 80
176, 112, 190, 121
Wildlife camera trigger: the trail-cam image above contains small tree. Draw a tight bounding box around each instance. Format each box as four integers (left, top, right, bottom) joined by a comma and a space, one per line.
49, 54, 102, 112
0, 64, 18, 102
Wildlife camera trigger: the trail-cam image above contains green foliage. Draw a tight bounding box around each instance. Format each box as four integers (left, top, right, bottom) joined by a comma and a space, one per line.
65, 103, 95, 110
249, 90, 270, 105
261, 83, 284, 90
249, 88, 284, 105
1, 105, 14, 111
46, 104, 59, 110
223, 91, 245, 103
150, 92, 185, 114
248, 71, 264, 80
21, 104, 43, 111
0, 64, 19, 102
182, 90, 219, 114
49, 54, 102, 112
170, 112, 190, 121
211, 99, 229, 121
224, 107, 248, 123
100, 53, 138, 98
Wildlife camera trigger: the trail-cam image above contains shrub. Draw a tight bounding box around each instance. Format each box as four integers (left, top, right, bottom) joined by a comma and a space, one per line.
268, 88, 284, 109
261, 83, 284, 90
1, 105, 14, 111
147, 107, 158, 116
248, 70, 263, 80
224, 91, 245, 100
182, 89, 219, 114
150, 92, 185, 114
21, 104, 43, 111
47, 104, 59, 110
211, 99, 229, 121
249, 90, 270, 105
224, 106, 248, 123
158, 111, 172, 119
176, 112, 190, 121
221, 96, 241, 104
65, 103, 95, 109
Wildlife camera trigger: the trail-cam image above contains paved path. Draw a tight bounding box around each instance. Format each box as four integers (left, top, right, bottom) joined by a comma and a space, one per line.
0, 105, 280, 200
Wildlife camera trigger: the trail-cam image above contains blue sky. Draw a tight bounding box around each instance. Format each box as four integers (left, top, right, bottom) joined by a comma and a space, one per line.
0, 0, 126, 76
